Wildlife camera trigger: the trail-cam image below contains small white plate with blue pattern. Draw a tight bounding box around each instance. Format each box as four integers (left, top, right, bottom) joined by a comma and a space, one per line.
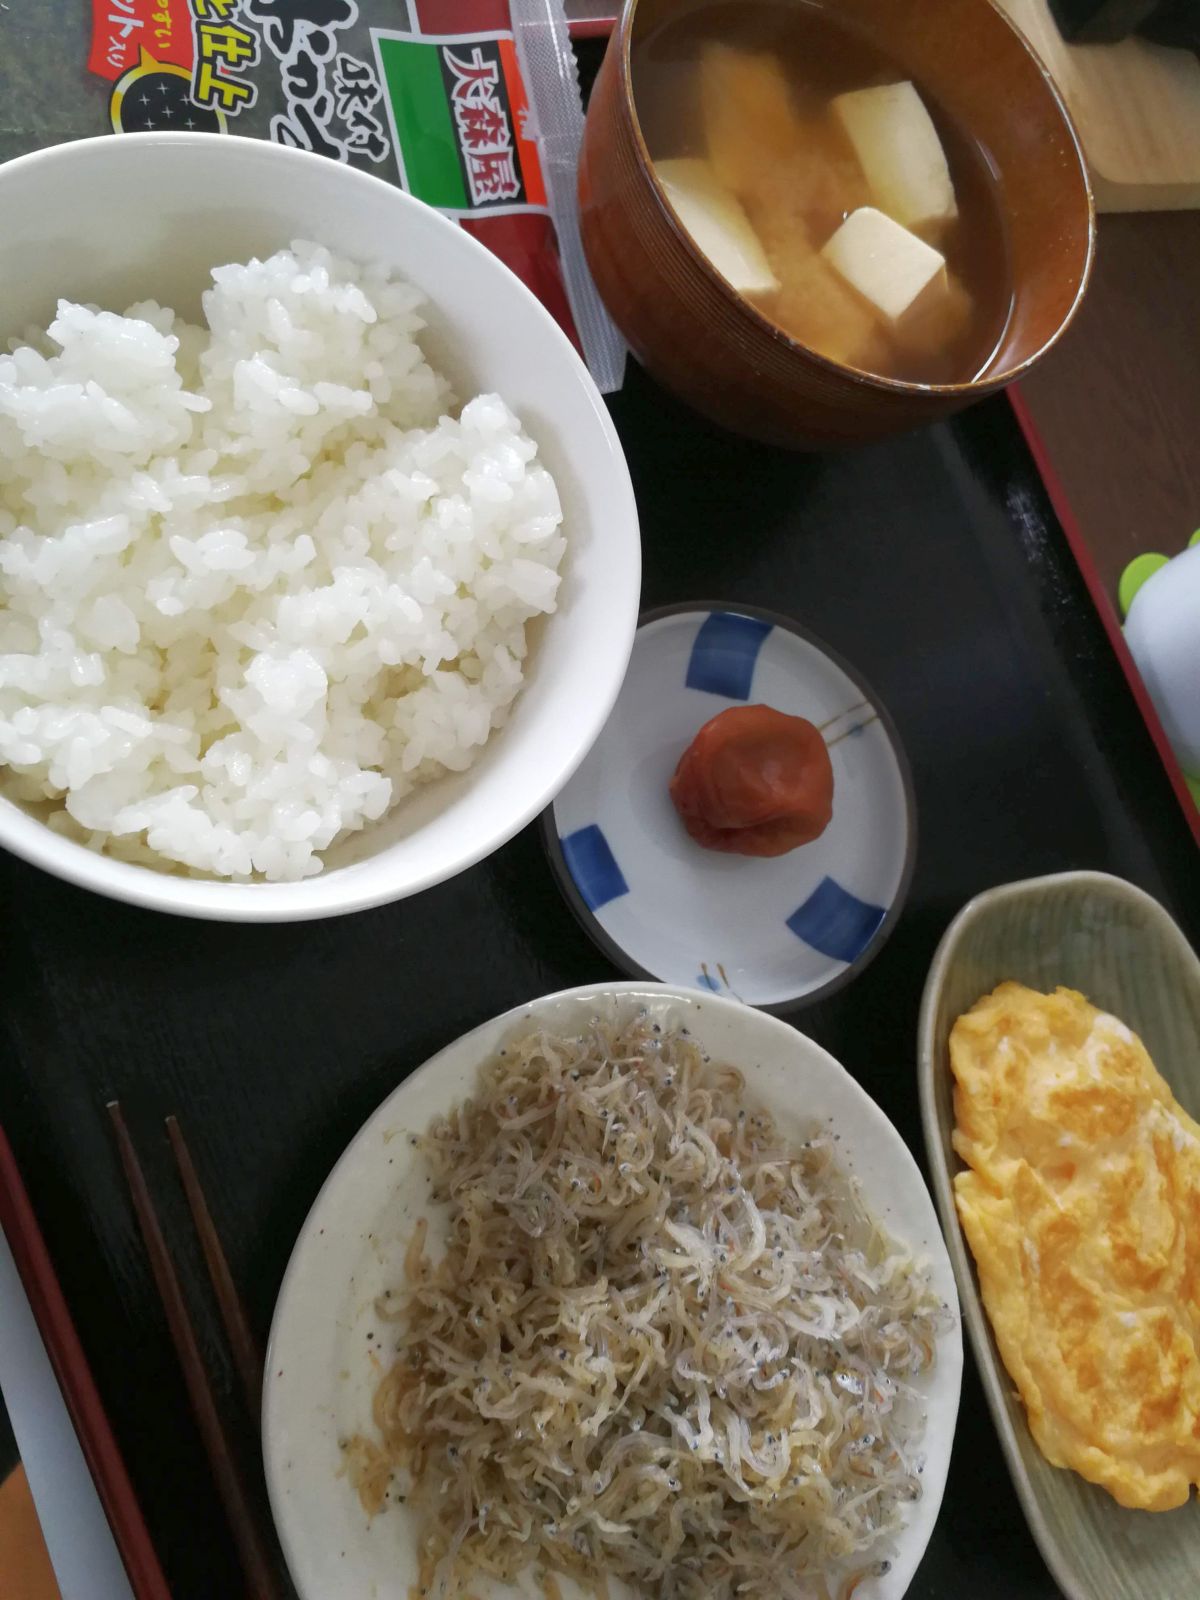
544, 603, 915, 1011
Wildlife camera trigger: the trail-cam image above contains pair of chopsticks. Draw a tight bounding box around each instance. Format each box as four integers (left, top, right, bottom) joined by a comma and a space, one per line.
107, 1104, 284, 1600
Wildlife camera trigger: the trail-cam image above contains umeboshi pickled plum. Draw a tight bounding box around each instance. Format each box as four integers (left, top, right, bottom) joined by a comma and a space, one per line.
669, 704, 834, 857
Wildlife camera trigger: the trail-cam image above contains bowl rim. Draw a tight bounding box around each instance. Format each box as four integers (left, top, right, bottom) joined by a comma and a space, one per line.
0, 132, 640, 922
615, 0, 1097, 397
916, 868, 1200, 1600
539, 599, 918, 1011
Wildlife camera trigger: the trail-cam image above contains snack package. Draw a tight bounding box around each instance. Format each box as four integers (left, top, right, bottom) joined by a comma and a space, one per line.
86, 0, 625, 390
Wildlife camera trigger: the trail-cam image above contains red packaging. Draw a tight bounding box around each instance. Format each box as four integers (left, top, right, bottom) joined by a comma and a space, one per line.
388, 0, 579, 353
85, 0, 622, 376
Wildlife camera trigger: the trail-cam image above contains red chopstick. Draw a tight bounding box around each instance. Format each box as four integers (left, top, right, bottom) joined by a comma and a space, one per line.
0, 1123, 173, 1600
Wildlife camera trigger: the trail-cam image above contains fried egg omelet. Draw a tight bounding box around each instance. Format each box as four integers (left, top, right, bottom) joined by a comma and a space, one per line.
951, 982, 1200, 1511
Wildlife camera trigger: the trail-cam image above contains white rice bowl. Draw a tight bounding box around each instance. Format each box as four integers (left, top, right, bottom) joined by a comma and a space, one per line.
0, 242, 565, 882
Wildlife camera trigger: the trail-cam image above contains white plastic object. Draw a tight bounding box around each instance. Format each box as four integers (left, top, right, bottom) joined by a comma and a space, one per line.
511, 0, 628, 394
0, 1230, 136, 1600
1123, 543, 1200, 775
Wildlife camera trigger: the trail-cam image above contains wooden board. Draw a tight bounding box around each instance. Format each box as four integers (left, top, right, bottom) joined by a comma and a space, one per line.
1016, 211, 1200, 596
996, 0, 1200, 210
1011, 208, 1200, 836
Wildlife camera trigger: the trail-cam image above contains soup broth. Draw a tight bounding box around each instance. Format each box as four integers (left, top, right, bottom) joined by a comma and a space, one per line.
633, 0, 1014, 386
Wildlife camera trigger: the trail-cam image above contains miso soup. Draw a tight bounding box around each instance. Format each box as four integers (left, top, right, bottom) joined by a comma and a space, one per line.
633, 0, 1014, 386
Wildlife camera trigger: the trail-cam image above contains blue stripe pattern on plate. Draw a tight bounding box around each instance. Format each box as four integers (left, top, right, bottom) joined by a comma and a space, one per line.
685, 612, 774, 700
786, 877, 886, 964
561, 825, 629, 912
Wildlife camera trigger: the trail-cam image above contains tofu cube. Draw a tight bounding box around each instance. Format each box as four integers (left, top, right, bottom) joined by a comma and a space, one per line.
822, 207, 947, 325
655, 158, 779, 297
832, 82, 957, 233
700, 43, 803, 197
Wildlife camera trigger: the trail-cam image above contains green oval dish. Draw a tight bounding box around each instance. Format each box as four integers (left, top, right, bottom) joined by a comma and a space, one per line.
918, 869, 1200, 1600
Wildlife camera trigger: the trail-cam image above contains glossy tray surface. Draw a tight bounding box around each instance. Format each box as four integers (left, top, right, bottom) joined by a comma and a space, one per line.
4, 376, 1198, 1598
2, 20, 1199, 1598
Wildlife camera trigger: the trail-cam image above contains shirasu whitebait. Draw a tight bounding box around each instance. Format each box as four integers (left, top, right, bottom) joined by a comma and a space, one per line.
356, 1016, 950, 1600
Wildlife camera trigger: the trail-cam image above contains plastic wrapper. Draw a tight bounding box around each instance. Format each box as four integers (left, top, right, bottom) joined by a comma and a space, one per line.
85, 0, 626, 391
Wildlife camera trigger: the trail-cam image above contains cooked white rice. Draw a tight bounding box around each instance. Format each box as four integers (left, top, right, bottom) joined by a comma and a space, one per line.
0, 242, 564, 881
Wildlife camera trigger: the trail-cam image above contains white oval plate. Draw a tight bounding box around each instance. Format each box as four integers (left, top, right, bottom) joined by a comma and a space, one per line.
544, 607, 915, 1011
263, 983, 962, 1600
